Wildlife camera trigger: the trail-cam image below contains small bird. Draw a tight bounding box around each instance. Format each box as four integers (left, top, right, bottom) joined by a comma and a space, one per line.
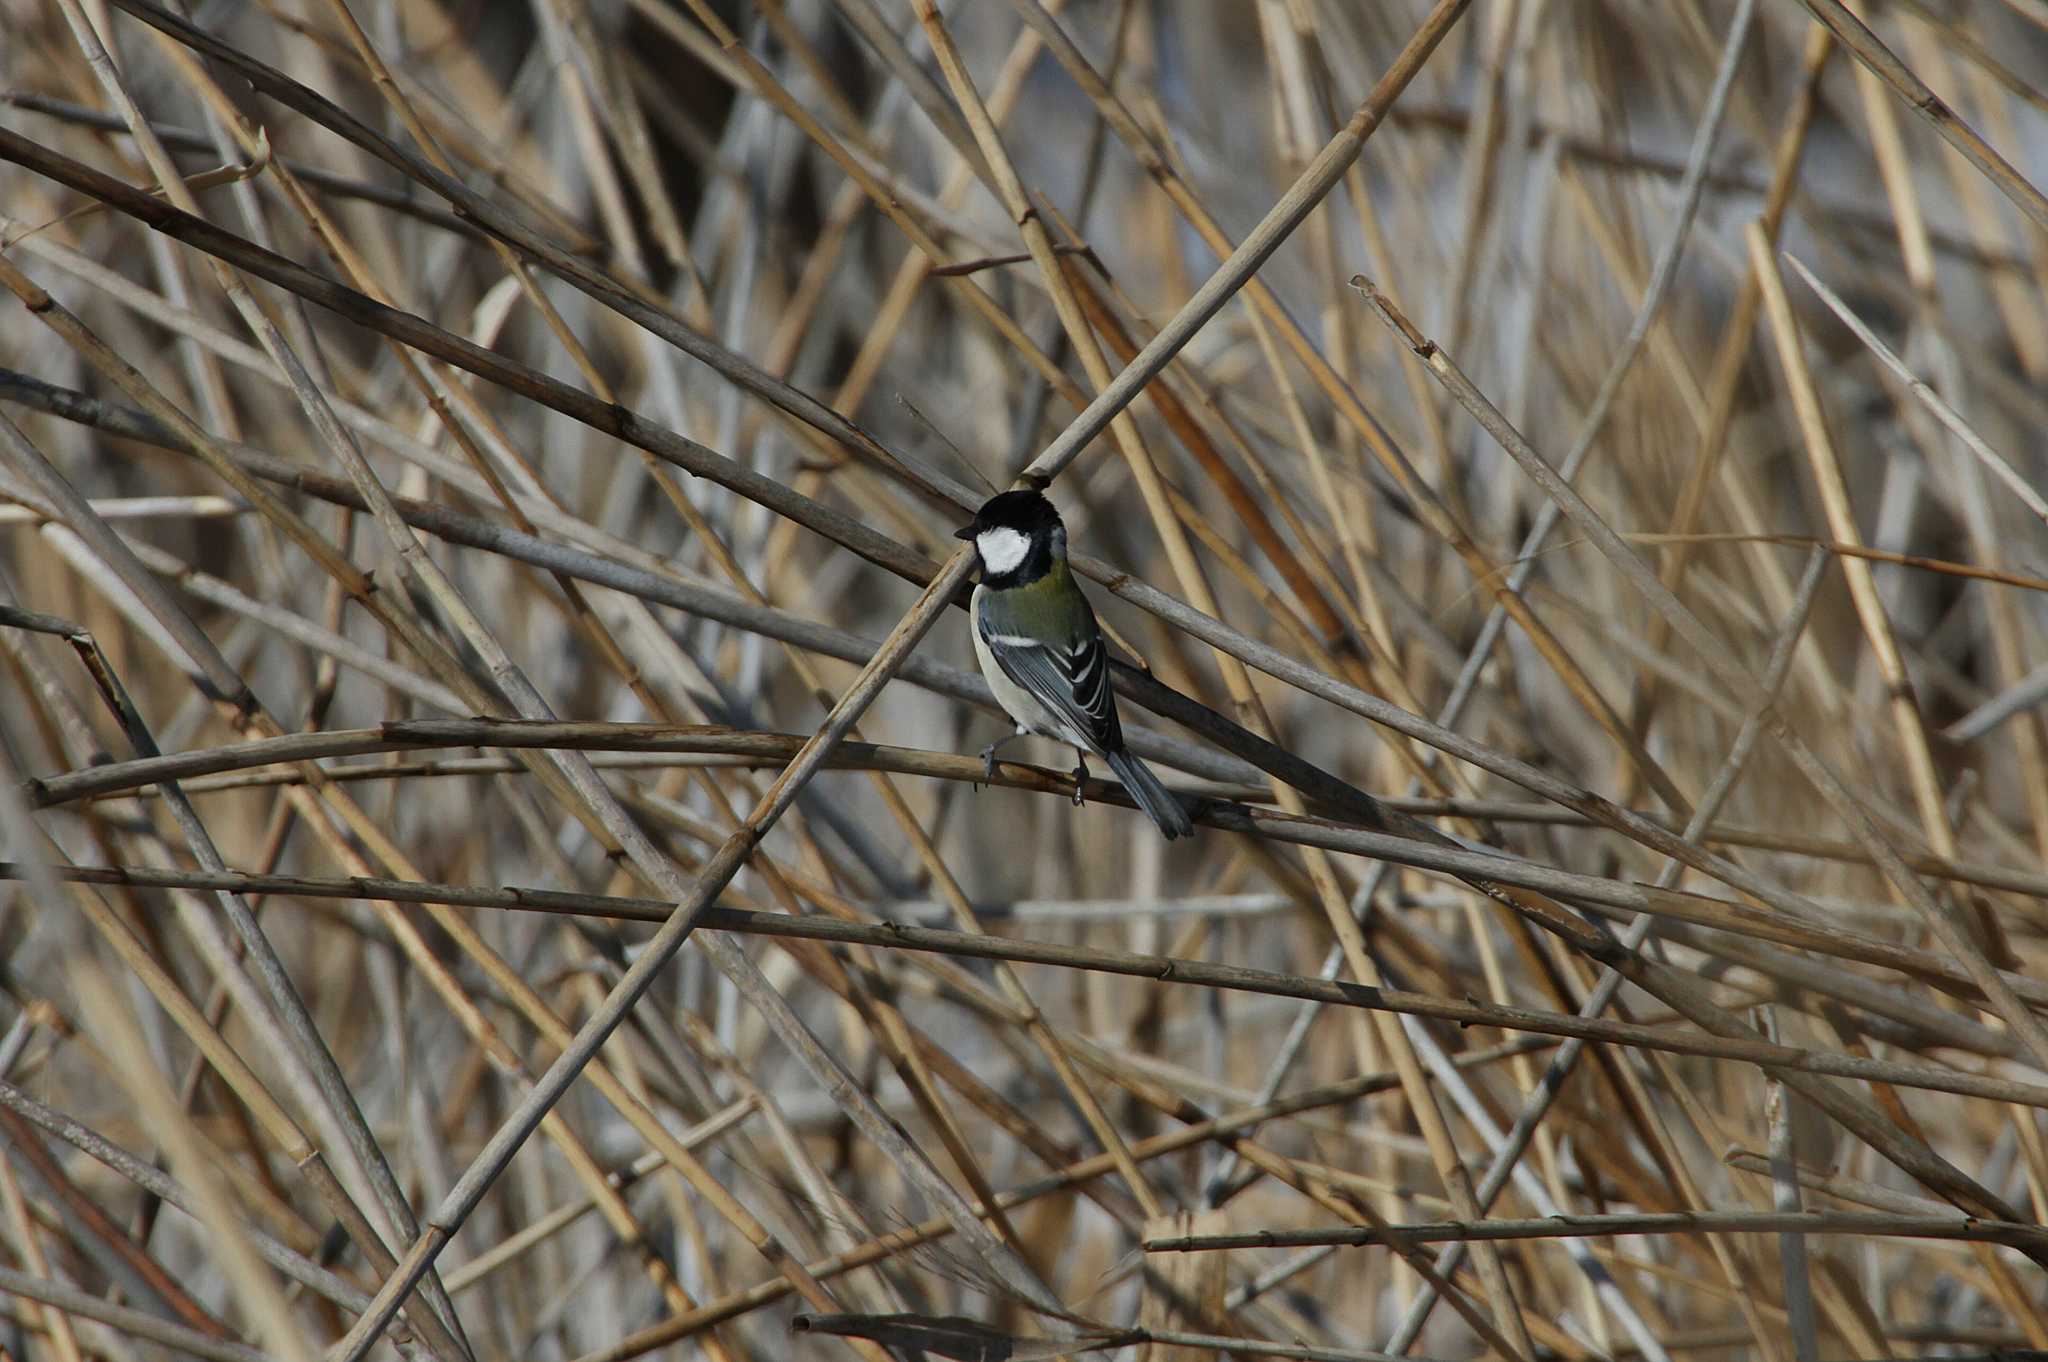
955, 488, 1193, 840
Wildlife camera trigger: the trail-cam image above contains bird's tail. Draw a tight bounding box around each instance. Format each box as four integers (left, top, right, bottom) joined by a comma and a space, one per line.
1105, 747, 1193, 840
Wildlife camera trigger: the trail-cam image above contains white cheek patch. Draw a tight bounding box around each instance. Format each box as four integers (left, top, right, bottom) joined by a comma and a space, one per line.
976, 527, 1031, 575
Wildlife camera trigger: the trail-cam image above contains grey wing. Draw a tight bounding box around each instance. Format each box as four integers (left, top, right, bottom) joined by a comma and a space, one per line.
977, 612, 1122, 756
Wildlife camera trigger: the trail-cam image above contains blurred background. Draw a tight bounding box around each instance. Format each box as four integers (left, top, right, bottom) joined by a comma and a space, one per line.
4, 0, 2048, 1357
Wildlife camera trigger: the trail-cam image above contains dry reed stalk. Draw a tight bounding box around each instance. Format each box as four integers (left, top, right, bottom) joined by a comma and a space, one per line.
4, 1, 2048, 1357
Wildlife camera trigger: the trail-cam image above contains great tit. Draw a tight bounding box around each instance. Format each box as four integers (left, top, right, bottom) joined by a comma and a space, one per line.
955, 489, 1194, 840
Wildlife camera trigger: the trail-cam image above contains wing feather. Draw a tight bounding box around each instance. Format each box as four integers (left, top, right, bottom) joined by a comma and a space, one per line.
976, 590, 1122, 755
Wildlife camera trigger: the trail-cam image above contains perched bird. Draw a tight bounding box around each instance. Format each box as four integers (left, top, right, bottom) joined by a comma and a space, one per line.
955, 489, 1193, 840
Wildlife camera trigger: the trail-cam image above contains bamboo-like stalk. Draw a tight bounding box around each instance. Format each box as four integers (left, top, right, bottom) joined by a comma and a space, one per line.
1143, 1209, 2048, 1253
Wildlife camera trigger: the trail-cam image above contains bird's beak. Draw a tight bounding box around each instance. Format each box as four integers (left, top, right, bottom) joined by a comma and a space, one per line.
953, 522, 978, 541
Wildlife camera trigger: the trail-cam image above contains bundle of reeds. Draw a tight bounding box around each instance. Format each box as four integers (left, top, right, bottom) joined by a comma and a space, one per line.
3, 1, 2047, 1357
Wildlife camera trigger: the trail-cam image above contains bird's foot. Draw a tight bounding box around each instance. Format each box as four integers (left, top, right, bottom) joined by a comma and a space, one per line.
979, 728, 1030, 787
1070, 758, 1089, 807
979, 737, 1013, 786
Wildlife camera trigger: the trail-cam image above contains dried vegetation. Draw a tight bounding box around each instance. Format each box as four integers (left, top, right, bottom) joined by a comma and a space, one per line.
3, 0, 2048, 1358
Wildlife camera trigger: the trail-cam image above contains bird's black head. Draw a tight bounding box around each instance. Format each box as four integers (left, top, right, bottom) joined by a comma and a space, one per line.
954, 489, 1066, 586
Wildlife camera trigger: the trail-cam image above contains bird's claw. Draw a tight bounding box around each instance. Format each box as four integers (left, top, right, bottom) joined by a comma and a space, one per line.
1070, 759, 1088, 807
